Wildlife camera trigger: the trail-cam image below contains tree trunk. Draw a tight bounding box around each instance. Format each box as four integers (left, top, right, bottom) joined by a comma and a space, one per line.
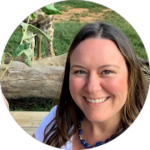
1, 61, 65, 99
1, 53, 68, 99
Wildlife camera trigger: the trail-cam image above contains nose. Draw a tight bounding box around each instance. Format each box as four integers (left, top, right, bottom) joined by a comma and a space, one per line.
85, 74, 102, 94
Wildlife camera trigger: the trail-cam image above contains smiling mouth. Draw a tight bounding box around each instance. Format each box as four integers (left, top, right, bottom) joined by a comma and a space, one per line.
84, 97, 109, 103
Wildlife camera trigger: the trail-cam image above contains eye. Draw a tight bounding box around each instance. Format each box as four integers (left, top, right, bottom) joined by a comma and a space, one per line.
75, 70, 86, 74
102, 70, 113, 75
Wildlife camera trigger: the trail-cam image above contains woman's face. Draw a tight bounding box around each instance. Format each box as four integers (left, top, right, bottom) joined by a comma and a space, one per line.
69, 38, 128, 123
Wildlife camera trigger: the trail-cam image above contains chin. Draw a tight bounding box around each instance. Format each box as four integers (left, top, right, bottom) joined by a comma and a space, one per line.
84, 112, 109, 123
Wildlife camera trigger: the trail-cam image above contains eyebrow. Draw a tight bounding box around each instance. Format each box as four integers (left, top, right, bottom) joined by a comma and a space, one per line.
71, 64, 120, 70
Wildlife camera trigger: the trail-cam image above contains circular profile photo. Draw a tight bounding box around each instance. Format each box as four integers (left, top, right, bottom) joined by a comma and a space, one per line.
0, 0, 149, 150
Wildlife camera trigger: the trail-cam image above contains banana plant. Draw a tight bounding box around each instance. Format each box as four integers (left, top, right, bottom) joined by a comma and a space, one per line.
0, 4, 62, 79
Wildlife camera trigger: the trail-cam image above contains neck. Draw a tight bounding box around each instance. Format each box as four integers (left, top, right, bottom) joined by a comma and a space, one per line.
82, 113, 121, 141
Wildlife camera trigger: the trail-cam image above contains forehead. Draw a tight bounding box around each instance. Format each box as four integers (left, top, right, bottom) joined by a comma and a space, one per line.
70, 38, 126, 67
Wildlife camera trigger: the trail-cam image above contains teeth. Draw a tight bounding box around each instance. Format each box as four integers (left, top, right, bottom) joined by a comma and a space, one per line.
85, 97, 108, 103
91, 99, 95, 103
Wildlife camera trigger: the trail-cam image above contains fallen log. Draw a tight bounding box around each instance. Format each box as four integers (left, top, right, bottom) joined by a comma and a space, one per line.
1, 61, 64, 99
1, 53, 68, 99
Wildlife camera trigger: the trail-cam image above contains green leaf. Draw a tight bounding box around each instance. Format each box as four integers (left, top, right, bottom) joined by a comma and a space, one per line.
24, 48, 34, 58
21, 49, 34, 67
12, 43, 30, 57
41, 4, 62, 15
20, 22, 28, 31
1, 53, 6, 64
27, 24, 51, 41
29, 12, 37, 20
23, 32, 37, 43
23, 55, 33, 67
19, 22, 37, 43
19, 22, 51, 42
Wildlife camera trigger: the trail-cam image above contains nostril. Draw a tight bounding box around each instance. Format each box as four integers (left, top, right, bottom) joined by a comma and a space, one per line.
85, 82, 102, 93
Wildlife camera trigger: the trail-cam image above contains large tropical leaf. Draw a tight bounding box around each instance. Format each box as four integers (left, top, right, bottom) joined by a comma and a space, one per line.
23, 32, 36, 43
12, 43, 30, 58
21, 49, 34, 67
20, 22, 51, 42
41, 4, 62, 15
29, 12, 37, 20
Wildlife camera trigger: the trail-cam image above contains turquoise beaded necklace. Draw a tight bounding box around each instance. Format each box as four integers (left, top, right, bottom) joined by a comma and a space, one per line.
78, 116, 114, 148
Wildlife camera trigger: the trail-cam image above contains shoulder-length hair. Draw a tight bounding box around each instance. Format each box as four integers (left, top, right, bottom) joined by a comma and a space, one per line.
43, 22, 149, 148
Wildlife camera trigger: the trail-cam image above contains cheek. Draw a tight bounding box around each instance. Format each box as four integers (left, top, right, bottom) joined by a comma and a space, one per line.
106, 76, 128, 97
69, 77, 83, 96
69, 76, 86, 98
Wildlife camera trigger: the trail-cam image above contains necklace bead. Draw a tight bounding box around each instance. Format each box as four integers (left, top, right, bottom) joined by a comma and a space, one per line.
89, 146, 94, 148
79, 116, 112, 148
81, 139, 86, 144
95, 141, 104, 146
105, 138, 110, 143
84, 143, 90, 148
78, 129, 82, 135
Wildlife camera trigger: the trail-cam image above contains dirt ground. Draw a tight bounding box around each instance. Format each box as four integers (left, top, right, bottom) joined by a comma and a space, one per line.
54, 7, 112, 23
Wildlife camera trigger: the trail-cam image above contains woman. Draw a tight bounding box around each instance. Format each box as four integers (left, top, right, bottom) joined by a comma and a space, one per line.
34, 22, 148, 149
33, 22, 149, 149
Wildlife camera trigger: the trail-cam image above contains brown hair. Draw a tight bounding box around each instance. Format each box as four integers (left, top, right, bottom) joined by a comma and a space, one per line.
43, 22, 149, 147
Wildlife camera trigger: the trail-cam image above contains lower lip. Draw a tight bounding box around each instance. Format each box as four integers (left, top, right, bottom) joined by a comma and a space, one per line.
84, 97, 109, 106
